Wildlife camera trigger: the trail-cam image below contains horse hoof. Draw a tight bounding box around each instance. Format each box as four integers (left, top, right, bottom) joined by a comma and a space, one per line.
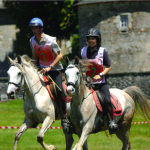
48, 145, 57, 150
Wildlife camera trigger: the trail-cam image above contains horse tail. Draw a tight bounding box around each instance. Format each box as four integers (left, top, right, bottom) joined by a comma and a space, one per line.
123, 86, 150, 120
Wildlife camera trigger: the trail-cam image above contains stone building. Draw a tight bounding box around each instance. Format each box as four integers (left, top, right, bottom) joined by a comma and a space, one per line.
0, 2, 19, 77
76, 0, 150, 98
0, 2, 71, 101
0, 1, 71, 78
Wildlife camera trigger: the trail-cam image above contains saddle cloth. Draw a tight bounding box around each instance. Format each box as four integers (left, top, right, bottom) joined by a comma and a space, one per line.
43, 75, 72, 102
91, 88, 122, 117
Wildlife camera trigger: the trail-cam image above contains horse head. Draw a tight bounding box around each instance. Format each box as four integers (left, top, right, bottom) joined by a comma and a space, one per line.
65, 56, 81, 96
7, 55, 25, 99
65, 56, 92, 96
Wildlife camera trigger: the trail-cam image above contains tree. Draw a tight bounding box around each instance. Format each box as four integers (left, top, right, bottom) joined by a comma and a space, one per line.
3, 0, 78, 57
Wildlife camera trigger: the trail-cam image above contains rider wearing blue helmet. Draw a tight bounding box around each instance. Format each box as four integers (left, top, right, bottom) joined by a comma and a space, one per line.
29, 18, 43, 36
29, 17, 44, 27
29, 17, 70, 133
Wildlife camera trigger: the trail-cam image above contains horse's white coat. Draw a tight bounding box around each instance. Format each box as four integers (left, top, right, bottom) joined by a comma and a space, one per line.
109, 88, 127, 113
7, 66, 21, 94
65, 60, 150, 150
6, 56, 75, 150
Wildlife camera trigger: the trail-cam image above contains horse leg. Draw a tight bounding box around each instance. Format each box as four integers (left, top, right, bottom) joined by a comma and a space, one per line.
116, 111, 133, 150
83, 140, 88, 150
65, 126, 88, 150
37, 116, 56, 150
65, 133, 74, 150
74, 128, 88, 150
72, 127, 90, 150
116, 124, 131, 150
13, 116, 33, 150
76, 129, 88, 150
72, 109, 97, 150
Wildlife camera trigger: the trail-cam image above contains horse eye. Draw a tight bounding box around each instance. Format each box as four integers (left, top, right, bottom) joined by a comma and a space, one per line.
77, 72, 80, 75
18, 72, 21, 76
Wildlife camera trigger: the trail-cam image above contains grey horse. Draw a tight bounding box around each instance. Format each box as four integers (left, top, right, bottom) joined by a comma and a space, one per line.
64, 56, 150, 150
6, 55, 88, 150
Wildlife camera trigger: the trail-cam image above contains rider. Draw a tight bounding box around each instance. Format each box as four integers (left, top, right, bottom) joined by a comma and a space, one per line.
28, 17, 70, 130
80, 28, 118, 133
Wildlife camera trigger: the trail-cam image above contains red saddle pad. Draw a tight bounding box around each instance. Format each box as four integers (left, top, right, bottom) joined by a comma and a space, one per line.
43, 75, 72, 103
91, 88, 122, 117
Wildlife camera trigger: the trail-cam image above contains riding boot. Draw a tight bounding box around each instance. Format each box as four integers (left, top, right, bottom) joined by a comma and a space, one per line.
108, 107, 118, 134
61, 96, 71, 134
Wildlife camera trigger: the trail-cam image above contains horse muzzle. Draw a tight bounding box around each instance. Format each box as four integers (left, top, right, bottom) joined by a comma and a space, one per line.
7, 91, 15, 99
66, 85, 75, 96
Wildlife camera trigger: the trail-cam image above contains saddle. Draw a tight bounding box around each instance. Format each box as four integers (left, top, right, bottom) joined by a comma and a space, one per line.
91, 88, 122, 117
43, 75, 72, 103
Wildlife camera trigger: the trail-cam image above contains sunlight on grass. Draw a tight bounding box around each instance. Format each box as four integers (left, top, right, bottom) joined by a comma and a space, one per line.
0, 100, 150, 150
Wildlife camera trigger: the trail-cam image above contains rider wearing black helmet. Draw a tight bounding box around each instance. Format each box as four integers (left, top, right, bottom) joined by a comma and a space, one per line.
81, 28, 118, 134
29, 18, 70, 133
85, 28, 101, 47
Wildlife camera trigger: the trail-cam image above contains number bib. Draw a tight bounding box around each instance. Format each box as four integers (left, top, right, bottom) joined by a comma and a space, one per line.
86, 59, 104, 78
81, 46, 105, 84
33, 44, 54, 67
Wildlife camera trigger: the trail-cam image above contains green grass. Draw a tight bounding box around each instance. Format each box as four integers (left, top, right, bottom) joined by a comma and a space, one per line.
0, 100, 150, 150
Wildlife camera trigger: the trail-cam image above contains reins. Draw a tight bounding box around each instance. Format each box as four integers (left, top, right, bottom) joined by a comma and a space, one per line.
8, 63, 42, 100
80, 74, 93, 102
66, 63, 93, 101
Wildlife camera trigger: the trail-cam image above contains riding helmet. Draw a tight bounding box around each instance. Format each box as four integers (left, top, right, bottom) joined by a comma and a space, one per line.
85, 28, 101, 38
29, 18, 43, 27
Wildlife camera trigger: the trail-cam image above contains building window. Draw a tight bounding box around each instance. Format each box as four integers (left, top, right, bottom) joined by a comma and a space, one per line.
113, 13, 133, 34
120, 15, 128, 32
121, 16, 128, 27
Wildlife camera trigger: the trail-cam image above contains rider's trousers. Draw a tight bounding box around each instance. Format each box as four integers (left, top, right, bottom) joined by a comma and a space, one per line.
94, 83, 112, 118
46, 70, 67, 114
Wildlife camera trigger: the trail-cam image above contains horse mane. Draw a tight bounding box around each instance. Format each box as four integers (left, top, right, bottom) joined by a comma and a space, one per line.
19, 55, 43, 78
78, 59, 91, 73
78, 59, 93, 87
20, 55, 39, 70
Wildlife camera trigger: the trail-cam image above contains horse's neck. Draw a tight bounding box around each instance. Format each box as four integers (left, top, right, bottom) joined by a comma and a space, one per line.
73, 80, 90, 107
23, 66, 43, 97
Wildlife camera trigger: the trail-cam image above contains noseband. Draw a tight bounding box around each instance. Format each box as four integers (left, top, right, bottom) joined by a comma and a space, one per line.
8, 64, 24, 91
65, 64, 82, 88
8, 64, 40, 93
8, 81, 20, 88
67, 82, 75, 88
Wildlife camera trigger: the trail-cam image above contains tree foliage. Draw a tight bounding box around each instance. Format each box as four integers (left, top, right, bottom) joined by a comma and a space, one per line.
3, 0, 78, 57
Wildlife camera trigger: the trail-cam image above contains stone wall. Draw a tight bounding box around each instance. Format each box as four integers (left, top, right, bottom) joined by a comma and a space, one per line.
1, 72, 150, 101
0, 4, 71, 77
0, 8, 19, 77
78, 1, 150, 73
107, 72, 150, 99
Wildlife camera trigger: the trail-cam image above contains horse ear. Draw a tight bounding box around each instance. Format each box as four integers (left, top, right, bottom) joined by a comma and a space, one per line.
64, 56, 69, 66
17, 55, 22, 64
74, 56, 79, 65
7, 55, 13, 65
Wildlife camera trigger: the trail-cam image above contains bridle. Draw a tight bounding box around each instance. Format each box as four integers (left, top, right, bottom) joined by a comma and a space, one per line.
65, 64, 86, 91
66, 64, 81, 89
8, 64, 24, 92
65, 63, 94, 101
8, 63, 41, 100
8, 81, 20, 88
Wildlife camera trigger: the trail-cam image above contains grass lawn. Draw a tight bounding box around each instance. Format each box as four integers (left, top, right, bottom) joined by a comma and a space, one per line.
0, 100, 150, 150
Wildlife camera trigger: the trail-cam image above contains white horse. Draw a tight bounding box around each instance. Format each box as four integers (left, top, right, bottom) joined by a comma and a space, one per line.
6, 55, 89, 150
64, 56, 150, 150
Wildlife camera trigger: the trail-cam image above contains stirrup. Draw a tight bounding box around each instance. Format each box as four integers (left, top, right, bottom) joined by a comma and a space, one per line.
108, 120, 118, 134
62, 115, 71, 134
62, 114, 70, 124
